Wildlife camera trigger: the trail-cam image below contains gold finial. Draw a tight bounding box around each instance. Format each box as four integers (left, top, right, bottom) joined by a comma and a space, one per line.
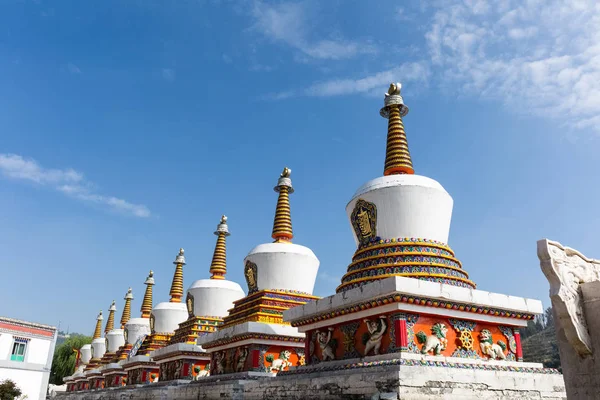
92, 310, 103, 340
141, 270, 154, 318
120, 288, 133, 329
271, 167, 294, 243
380, 82, 414, 176
169, 248, 185, 303
210, 215, 231, 280
104, 301, 116, 334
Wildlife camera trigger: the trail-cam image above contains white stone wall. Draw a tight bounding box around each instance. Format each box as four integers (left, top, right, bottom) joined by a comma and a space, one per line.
55, 364, 565, 400
0, 329, 57, 400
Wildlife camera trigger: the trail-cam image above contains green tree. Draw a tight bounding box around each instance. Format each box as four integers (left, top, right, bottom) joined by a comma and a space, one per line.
0, 379, 22, 400
545, 306, 555, 329
49, 334, 92, 385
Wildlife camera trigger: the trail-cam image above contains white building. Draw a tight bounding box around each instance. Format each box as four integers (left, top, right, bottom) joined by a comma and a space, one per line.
0, 317, 58, 400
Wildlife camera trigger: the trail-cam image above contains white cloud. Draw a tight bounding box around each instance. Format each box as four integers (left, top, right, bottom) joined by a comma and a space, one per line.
0, 154, 151, 218
250, 0, 376, 60
264, 62, 429, 99
162, 68, 176, 82
304, 63, 430, 97
425, 0, 600, 133
67, 63, 81, 74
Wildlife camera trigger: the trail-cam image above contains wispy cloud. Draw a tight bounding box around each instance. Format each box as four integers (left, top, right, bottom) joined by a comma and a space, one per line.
425, 0, 600, 133
67, 63, 81, 74
0, 154, 151, 218
263, 62, 430, 99
162, 68, 176, 82
250, 0, 376, 61
263, 0, 600, 134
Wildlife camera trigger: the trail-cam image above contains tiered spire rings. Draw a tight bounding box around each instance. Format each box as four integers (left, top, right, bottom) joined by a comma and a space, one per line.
104, 301, 116, 334
120, 288, 133, 329
169, 249, 186, 303
380, 83, 414, 176
141, 270, 154, 318
209, 216, 230, 280
92, 311, 103, 340
271, 167, 294, 243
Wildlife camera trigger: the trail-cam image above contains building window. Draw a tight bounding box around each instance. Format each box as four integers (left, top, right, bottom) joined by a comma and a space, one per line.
10, 337, 29, 362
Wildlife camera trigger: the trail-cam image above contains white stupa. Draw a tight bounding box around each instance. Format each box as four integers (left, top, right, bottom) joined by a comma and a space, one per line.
152, 216, 246, 381
198, 168, 320, 376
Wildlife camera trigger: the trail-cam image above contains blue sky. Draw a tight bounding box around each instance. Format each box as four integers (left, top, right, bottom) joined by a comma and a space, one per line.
1, 0, 599, 334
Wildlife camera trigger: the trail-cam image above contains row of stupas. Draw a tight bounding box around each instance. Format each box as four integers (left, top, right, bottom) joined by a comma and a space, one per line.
64, 161, 320, 391
63, 83, 563, 398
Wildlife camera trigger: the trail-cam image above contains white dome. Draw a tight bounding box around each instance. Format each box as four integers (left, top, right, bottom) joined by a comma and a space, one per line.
124, 318, 151, 345
244, 242, 319, 294
187, 279, 245, 318
151, 302, 188, 334
347, 174, 453, 245
80, 344, 92, 364
90, 338, 106, 360
105, 329, 125, 353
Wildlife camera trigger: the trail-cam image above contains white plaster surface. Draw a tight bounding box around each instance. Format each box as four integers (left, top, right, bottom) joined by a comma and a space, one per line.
79, 344, 92, 364
151, 343, 205, 360
187, 279, 245, 317
347, 174, 453, 245
198, 321, 304, 352
124, 318, 150, 345
121, 355, 155, 370
90, 338, 106, 360
245, 242, 320, 294
105, 329, 125, 353
284, 276, 543, 328
151, 302, 188, 334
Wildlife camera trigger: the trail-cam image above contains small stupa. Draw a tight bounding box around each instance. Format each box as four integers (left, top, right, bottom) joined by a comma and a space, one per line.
64, 333, 93, 392
100, 288, 133, 388
103, 271, 154, 388
282, 83, 564, 397
87, 302, 117, 389
198, 168, 320, 377
84, 311, 105, 371
153, 215, 246, 381
122, 249, 188, 385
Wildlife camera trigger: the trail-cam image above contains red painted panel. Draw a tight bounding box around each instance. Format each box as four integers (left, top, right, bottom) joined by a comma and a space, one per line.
252, 349, 260, 368
0, 322, 54, 337
514, 331, 523, 360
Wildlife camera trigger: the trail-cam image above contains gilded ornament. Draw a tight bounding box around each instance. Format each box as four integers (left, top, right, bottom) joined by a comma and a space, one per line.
244, 260, 258, 294
351, 199, 377, 244
458, 330, 474, 350
186, 293, 195, 317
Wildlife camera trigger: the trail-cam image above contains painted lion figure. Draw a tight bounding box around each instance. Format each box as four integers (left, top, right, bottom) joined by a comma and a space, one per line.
266, 350, 293, 373
416, 323, 448, 355
479, 329, 507, 360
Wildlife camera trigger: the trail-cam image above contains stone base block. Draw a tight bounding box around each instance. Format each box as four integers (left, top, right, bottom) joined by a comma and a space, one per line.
55, 357, 565, 399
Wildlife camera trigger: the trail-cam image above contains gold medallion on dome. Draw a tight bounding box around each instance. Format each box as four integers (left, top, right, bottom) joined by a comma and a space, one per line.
149, 313, 155, 333
244, 260, 258, 294
186, 293, 195, 317
351, 199, 377, 245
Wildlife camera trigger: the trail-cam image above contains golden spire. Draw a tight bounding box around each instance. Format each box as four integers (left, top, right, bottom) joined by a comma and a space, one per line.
104, 301, 116, 334
120, 288, 133, 329
169, 248, 186, 303
92, 310, 103, 340
271, 167, 294, 243
380, 82, 414, 176
141, 270, 154, 318
209, 215, 230, 280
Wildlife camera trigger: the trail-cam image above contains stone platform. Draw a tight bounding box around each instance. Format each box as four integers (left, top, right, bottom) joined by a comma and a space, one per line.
57, 352, 565, 399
